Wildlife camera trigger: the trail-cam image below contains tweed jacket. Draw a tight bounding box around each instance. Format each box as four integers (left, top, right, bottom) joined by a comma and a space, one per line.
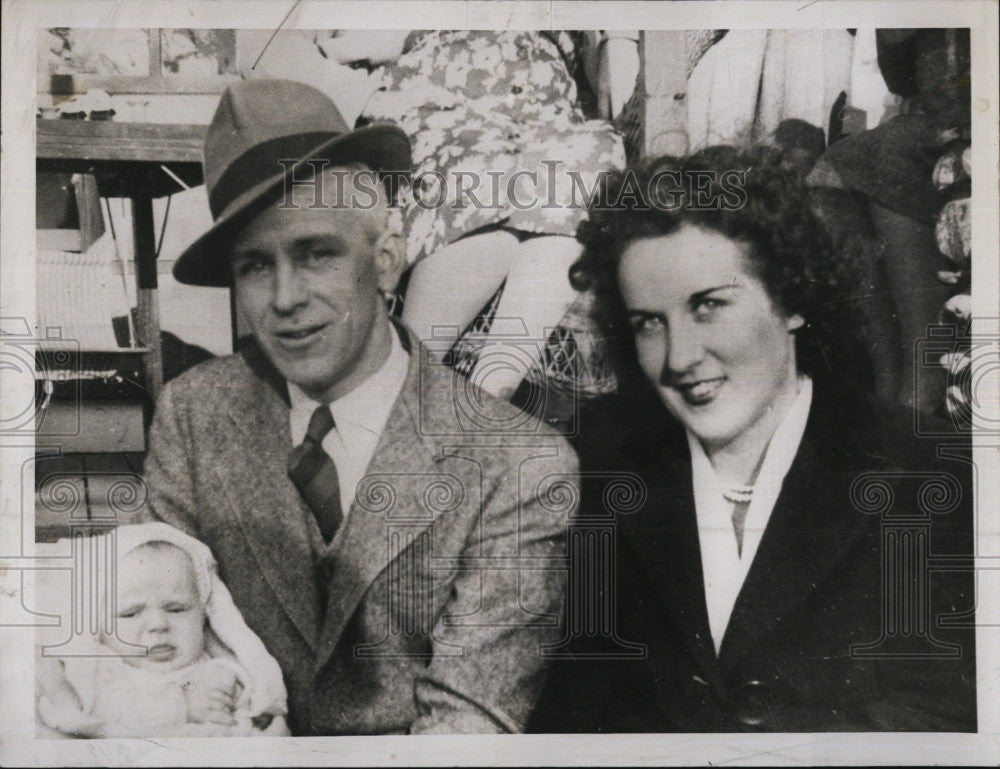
143, 323, 575, 735
530, 377, 976, 732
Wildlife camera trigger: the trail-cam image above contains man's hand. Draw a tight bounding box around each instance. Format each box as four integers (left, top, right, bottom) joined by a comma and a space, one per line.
181, 661, 240, 726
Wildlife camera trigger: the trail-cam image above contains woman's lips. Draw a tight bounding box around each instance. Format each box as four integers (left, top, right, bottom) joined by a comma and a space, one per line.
674, 376, 726, 405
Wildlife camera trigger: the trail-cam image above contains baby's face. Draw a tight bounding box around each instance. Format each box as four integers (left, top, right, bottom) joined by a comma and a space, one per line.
106, 544, 206, 672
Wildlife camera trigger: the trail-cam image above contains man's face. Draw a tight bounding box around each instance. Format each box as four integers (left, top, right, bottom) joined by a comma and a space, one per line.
230, 170, 404, 402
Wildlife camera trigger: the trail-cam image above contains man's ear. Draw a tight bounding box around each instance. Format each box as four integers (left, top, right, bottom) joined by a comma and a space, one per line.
373, 225, 407, 294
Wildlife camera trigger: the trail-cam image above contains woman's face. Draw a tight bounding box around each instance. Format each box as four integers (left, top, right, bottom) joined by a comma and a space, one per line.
618, 224, 803, 455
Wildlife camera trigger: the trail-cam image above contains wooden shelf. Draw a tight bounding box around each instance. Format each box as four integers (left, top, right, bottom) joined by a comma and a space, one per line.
47, 73, 240, 96
37, 119, 205, 163
36, 119, 210, 405
36, 119, 205, 197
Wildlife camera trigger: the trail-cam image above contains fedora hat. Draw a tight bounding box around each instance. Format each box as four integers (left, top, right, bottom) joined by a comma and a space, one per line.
173, 79, 411, 286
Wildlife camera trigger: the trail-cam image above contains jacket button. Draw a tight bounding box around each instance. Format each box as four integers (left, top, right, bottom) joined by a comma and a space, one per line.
730, 679, 770, 729
511, 85, 523, 95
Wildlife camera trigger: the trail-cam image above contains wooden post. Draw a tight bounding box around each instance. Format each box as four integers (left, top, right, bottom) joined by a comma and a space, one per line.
148, 29, 163, 78
131, 192, 163, 405
70, 173, 105, 251
639, 31, 690, 158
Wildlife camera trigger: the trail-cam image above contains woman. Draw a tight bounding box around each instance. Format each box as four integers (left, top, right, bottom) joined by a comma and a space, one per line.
529, 146, 975, 732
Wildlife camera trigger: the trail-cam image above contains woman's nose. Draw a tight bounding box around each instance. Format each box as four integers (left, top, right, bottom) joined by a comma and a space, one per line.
271, 261, 309, 313
662, 318, 706, 381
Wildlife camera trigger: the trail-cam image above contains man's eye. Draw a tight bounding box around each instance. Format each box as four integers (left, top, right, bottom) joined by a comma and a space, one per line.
118, 609, 138, 619
304, 248, 340, 266
234, 258, 270, 277
631, 315, 665, 336
165, 604, 189, 613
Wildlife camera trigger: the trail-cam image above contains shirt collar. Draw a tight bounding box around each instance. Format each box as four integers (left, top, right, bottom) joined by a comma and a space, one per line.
687, 375, 813, 652
287, 329, 410, 446
686, 375, 813, 503
750, 375, 813, 505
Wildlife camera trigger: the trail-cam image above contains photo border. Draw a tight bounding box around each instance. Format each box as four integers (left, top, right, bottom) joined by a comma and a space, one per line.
3, 1, 998, 765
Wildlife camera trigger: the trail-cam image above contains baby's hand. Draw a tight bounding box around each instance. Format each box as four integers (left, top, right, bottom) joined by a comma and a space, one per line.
181, 661, 239, 726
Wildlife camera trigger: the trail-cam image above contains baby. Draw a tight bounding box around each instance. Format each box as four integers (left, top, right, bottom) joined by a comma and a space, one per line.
37, 523, 288, 738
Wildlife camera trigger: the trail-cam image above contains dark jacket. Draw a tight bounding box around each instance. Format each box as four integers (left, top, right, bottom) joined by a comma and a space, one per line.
530, 377, 975, 732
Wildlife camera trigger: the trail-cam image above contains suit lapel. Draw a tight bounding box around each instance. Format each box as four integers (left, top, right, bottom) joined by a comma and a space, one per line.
619, 450, 726, 691
312, 327, 446, 673
718, 403, 870, 664
606, 389, 724, 690
217, 339, 323, 651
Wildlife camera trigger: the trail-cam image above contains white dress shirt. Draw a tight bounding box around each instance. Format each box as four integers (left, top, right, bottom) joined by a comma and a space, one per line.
688, 376, 813, 654
287, 330, 410, 518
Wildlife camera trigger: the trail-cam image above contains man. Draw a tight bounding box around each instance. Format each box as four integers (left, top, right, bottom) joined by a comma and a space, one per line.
142, 79, 574, 735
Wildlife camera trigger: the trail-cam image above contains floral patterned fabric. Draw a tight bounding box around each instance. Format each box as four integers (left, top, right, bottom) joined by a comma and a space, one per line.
933, 132, 972, 426
361, 30, 625, 264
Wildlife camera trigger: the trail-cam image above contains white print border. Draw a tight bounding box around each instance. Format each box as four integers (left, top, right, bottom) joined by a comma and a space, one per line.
2, 1, 999, 766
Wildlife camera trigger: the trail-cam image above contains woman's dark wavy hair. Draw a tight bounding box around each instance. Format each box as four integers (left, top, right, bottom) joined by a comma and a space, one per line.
572, 144, 874, 394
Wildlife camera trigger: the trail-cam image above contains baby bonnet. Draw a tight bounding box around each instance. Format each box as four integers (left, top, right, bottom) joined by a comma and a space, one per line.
108, 522, 288, 718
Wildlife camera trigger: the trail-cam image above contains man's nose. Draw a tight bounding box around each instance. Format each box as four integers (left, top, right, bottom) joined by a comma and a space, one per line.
661, 317, 706, 384
271, 261, 309, 313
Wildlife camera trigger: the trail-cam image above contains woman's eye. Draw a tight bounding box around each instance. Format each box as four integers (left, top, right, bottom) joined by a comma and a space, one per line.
693, 297, 725, 319
631, 315, 665, 336
118, 610, 138, 619
166, 605, 189, 613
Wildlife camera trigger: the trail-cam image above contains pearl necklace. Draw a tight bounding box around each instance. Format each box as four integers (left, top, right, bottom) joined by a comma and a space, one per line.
722, 485, 754, 504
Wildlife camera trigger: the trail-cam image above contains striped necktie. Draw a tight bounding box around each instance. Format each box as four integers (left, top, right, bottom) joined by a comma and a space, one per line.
288, 405, 343, 543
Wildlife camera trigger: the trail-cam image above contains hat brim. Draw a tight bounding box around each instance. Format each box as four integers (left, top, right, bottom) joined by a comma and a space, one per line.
173, 123, 411, 287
